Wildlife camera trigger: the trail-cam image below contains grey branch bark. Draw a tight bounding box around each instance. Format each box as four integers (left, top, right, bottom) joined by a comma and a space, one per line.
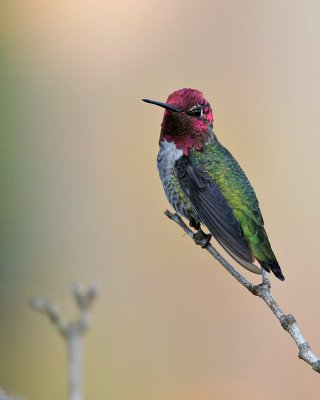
30, 283, 99, 400
165, 210, 320, 374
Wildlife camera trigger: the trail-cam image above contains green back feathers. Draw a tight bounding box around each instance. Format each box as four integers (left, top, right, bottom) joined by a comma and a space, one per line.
189, 141, 278, 265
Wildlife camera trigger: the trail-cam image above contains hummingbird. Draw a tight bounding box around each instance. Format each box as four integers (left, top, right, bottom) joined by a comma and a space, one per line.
143, 88, 285, 281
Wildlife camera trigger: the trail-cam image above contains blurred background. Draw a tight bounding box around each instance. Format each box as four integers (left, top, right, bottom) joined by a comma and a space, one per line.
1, 0, 320, 399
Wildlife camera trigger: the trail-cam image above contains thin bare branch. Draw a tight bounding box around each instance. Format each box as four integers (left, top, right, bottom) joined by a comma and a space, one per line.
30, 283, 99, 400
30, 297, 68, 337
165, 209, 320, 373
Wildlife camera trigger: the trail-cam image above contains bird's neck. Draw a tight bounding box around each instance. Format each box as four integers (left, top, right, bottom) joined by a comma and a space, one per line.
160, 129, 215, 156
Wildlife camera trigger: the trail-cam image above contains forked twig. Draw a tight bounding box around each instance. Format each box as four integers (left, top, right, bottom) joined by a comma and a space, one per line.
30, 283, 99, 400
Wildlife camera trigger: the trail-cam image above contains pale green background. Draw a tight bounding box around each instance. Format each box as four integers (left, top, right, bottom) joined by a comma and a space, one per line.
1, 1, 320, 399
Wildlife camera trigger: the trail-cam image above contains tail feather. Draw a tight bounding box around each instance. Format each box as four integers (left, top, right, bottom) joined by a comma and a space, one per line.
259, 260, 285, 281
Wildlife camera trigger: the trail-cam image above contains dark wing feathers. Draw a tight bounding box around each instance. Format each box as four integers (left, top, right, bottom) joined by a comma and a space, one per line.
176, 156, 254, 264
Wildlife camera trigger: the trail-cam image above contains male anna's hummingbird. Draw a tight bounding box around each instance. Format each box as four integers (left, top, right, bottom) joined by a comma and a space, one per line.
143, 88, 285, 281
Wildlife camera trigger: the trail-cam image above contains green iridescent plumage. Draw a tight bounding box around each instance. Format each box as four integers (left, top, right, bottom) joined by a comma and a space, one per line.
189, 140, 278, 266
144, 87, 284, 281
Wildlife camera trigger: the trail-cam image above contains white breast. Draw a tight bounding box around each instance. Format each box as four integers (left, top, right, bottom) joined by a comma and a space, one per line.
157, 139, 183, 183
157, 139, 198, 221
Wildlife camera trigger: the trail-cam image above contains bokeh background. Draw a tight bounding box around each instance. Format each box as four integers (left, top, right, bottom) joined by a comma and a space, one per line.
1, 1, 320, 399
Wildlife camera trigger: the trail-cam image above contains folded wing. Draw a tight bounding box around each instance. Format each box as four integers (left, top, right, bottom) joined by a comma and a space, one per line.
176, 156, 261, 274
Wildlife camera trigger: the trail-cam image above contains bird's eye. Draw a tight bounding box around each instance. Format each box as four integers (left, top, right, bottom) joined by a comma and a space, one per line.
188, 108, 203, 118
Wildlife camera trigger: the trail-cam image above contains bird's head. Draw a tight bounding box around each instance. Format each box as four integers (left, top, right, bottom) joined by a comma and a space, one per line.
143, 88, 214, 155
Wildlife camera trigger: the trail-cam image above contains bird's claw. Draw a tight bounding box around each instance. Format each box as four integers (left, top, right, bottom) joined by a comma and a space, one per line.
193, 230, 212, 248
189, 217, 200, 230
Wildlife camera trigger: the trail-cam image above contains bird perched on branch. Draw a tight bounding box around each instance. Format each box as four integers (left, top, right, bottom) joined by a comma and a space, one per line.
143, 88, 284, 281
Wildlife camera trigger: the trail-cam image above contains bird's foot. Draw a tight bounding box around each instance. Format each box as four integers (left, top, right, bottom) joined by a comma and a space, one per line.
189, 217, 200, 230
193, 229, 212, 248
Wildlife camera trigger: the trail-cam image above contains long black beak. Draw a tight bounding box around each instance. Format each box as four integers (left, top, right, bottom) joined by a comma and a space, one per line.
142, 98, 182, 113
